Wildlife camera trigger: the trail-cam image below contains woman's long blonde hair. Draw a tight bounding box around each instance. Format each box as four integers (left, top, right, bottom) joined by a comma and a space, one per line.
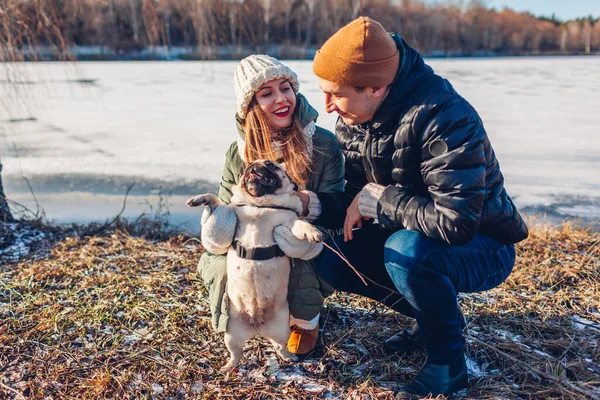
243, 99, 311, 188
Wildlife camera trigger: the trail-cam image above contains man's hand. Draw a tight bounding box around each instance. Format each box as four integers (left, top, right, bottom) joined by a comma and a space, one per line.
344, 194, 370, 242
295, 191, 310, 217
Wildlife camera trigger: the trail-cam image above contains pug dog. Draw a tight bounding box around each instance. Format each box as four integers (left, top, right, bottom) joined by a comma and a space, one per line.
186, 160, 323, 371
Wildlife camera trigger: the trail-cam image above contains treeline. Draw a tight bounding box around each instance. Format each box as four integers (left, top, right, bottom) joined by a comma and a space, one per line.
1, 0, 600, 60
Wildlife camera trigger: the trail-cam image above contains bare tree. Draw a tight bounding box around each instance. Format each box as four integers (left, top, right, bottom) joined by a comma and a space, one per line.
1, 0, 597, 58
582, 19, 592, 54
128, 0, 142, 43
304, 0, 317, 46
351, 0, 363, 19
225, 0, 244, 51
262, 0, 272, 45
282, 0, 294, 42
188, 0, 214, 55
592, 20, 600, 52
159, 5, 173, 48
0, 151, 12, 221
0, 0, 77, 221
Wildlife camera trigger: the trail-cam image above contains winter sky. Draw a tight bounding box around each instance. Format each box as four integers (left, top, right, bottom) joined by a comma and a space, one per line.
421, 0, 600, 20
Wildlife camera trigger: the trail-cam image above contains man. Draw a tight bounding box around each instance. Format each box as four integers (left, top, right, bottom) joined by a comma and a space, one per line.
306, 16, 528, 398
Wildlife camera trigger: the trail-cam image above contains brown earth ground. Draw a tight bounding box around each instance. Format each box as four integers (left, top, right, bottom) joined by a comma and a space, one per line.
0, 217, 599, 399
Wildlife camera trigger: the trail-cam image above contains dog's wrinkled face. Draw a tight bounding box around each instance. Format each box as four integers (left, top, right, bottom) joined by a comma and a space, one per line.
241, 160, 298, 198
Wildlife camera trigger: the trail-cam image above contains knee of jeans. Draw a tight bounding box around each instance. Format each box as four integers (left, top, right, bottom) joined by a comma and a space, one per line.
384, 230, 430, 267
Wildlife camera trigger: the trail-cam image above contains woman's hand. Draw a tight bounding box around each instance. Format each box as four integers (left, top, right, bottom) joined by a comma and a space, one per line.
295, 191, 310, 217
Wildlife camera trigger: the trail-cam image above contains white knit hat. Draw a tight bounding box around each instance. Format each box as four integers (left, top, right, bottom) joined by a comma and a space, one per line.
234, 54, 300, 119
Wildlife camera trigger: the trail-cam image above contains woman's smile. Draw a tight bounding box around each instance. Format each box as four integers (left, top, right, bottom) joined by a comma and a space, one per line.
273, 106, 290, 118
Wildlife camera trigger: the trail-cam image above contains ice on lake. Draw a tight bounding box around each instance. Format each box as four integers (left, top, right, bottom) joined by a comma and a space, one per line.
1, 57, 599, 231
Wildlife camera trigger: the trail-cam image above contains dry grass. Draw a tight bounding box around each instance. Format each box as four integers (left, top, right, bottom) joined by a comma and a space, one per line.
0, 218, 599, 399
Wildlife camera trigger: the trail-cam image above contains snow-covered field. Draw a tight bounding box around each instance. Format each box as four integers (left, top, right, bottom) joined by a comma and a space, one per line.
1, 57, 599, 231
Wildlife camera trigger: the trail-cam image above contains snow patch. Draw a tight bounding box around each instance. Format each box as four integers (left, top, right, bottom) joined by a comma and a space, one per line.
275, 366, 330, 395
466, 357, 486, 378
573, 315, 600, 332
0, 222, 49, 263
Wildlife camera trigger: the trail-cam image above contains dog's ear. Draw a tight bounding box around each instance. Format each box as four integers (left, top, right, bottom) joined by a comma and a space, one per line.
285, 173, 299, 193
281, 169, 298, 191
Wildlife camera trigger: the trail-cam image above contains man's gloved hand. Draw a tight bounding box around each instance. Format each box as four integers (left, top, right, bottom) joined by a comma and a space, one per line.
200, 205, 237, 254
273, 224, 324, 261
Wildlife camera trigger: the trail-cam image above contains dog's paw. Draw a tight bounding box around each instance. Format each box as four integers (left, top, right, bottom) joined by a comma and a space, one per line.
291, 221, 323, 243
304, 228, 323, 243
220, 362, 237, 373
185, 194, 215, 208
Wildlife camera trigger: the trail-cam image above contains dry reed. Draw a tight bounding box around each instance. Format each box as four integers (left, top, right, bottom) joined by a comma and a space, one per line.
0, 217, 598, 399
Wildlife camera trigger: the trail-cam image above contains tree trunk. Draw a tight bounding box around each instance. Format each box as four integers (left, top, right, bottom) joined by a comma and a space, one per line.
263, 0, 271, 46
304, 0, 316, 46
165, 10, 172, 49
0, 161, 13, 222
129, 0, 141, 43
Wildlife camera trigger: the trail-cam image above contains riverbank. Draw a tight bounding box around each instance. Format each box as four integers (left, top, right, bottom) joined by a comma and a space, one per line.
13, 45, 600, 61
1, 216, 599, 399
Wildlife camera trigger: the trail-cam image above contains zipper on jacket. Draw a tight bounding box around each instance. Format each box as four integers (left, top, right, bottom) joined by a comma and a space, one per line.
363, 126, 377, 183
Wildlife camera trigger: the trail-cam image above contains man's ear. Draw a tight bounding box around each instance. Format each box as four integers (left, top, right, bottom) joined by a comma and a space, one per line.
370, 86, 388, 99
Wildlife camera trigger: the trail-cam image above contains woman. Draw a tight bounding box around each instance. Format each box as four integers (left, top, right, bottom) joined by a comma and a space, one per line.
198, 55, 344, 355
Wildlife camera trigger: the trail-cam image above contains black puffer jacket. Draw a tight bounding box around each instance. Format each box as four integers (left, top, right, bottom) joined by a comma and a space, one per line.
316, 33, 528, 246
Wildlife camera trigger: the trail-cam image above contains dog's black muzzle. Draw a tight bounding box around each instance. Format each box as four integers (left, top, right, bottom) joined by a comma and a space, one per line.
243, 161, 281, 197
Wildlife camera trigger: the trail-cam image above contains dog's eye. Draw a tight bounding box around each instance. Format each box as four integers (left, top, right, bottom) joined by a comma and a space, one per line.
265, 160, 274, 167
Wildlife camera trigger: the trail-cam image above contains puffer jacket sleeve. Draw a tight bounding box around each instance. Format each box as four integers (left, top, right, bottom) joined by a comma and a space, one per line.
217, 143, 239, 204
378, 96, 486, 245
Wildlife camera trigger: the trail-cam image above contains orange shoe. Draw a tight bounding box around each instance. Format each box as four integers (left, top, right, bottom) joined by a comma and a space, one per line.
287, 324, 319, 355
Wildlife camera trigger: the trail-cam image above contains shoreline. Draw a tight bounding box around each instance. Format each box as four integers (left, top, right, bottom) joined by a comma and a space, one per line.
10, 45, 600, 62
4, 174, 599, 235
5, 189, 600, 235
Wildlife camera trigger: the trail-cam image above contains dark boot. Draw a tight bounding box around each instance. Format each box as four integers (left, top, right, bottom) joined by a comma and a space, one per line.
395, 354, 469, 399
385, 308, 467, 354
384, 321, 423, 353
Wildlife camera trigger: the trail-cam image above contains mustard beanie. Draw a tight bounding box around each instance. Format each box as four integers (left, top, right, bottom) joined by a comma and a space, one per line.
234, 54, 300, 119
313, 16, 399, 87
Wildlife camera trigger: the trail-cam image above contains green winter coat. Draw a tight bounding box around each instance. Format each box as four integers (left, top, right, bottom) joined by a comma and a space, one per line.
198, 94, 344, 333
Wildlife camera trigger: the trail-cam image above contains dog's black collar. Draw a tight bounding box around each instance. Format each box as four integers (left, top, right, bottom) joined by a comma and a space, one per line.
233, 239, 285, 260
234, 203, 299, 215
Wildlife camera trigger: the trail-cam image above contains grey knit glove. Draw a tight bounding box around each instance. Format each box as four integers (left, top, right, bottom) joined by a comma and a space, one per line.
273, 224, 323, 261
200, 205, 237, 255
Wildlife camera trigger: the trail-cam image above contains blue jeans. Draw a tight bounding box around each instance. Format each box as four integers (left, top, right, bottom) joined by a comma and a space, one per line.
315, 224, 516, 364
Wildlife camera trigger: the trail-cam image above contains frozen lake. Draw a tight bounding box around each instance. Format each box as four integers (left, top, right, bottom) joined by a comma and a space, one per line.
1, 57, 599, 232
